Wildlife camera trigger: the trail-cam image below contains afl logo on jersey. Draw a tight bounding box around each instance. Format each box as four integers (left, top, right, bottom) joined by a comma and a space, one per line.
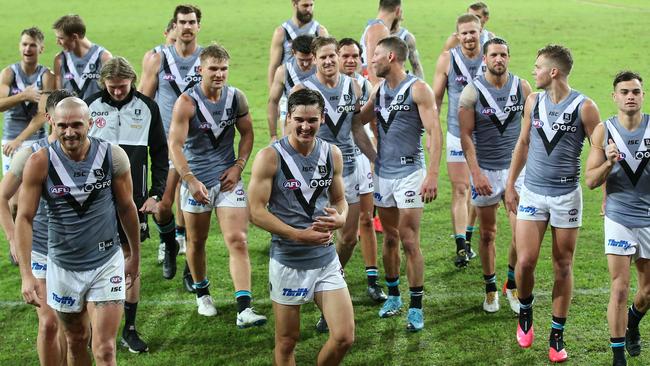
50, 185, 71, 196
532, 119, 544, 128
618, 152, 626, 161
481, 107, 496, 116
455, 76, 468, 84
94, 117, 106, 128
10, 87, 21, 95
64, 73, 74, 80
283, 179, 301, 190
163, 74, 176, 81
199, 122, 211, 130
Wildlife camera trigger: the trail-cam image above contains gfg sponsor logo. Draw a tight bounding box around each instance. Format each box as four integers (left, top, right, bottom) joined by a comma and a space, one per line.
518, 205, 538, 215
635, 151, 650, 160
83, 180, 111, 192
283, 179, 301, 190
552, 123, 577, 133
607, 239, 631, 250
336, 105, 356, 113
387, 104, 411, 112
218, 118, 237, 129
309, 178, 332, 188
503, 105, 524, 113
184, 75, 202, 83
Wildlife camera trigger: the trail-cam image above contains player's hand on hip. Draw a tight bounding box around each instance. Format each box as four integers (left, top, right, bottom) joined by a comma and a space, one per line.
188, 179, 210, 204
2, 139, 22, 157
505, 185, 519, 215
472, 172, 493, 196
219, 165, 241, 192
606, 138, 620, 165
420, 175, 438, 203
21, 274, 42, 308
313, 207, 345, 231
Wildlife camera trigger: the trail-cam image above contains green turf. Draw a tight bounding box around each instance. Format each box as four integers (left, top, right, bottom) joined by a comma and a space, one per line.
1, 0, 650, 364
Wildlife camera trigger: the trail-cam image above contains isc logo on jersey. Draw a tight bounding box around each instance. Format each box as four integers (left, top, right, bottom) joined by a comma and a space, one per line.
49, 185, 71, 196
283, 179, 301, 190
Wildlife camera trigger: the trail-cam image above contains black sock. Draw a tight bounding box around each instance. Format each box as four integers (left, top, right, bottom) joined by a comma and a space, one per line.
155, 215, 176, 250
235, 290, 252, 313
183, 261, 191, 276
628, 303, 646, 329
455, 235, 466, 253
466, 225, 475, 243
124, 302, 138, 331
175, 226, 186, 237
386, 276, 400, 297
366, 266, 378, 287
195, 279, 210, 298
610, 337, 626, 361
518, 294, 534, 333
549, 316, 566, 351
484, 273, 497, 293
409, 286, 424, 309
506, 265, 517, 289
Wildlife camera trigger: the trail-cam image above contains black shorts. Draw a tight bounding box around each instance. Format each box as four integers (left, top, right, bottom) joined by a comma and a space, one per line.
117, 211, 149, 246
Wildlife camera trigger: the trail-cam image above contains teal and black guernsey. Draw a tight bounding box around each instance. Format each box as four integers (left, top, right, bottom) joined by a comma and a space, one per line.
3, 63, 47, 140
447, 45, 485, 137
44, 138, 119, 271
183, 84, 246, 189
30, 138, 50, 256
374, 74, 424, 179
604, 114, 650, 228
301, 73, 357, 177
471, 73, 524, 170
58, 44, 105, 99
280, 19, 321, 64
269, 137, 336, 270
283, 58, 315, 97
525, 90, 586, 196
157, 45, 202, 135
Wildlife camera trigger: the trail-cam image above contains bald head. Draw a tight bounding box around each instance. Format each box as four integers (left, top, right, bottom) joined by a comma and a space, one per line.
54, 97, 89, 120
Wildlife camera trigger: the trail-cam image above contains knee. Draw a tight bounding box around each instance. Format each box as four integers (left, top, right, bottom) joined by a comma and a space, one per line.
225, 233, 248, 252
65, 328, 90, 350
383, 230, 400, 248
610, 281, 630, 306
155, 203, 173, 221
38, 314, 59, 339
451, 181, 469, 197
331, 330, 355, 352
275, 335, 298, 355
479, 229, 496, 246
517, 255, 536, 274
359, 211, 373, 229
553, 259, 573, 280
93, 341, 116, 364
339, 231, 358, 248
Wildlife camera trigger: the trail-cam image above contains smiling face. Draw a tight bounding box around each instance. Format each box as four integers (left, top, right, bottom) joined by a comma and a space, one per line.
53, 104, 90, 154
287, 103, 323, 145
314, 43, 339, 78
200, 57, 229, 90
19, 34, 43, 65
338, 44, 361, 76
456, 20, 481, 52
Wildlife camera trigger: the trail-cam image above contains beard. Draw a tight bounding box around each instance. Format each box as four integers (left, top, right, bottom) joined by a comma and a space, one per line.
487, 65, 506, 76
297, 10, 312, 24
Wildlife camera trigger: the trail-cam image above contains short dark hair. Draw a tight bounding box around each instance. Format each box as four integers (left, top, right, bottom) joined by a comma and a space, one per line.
338, 38, 362, 53
483, 37, 509, 55
21, 27, 44, 44
174, 4, 202, 23
537, 44, 573, 75
468, 2, 489, 16
377, 36, 408, 63
379, 0, 401, 11
311, 36, 338, 55
200, 43, 230, 63
292, 35, 314, 54
52, 15, 86, 38
613, 70, 643, 89
165, 19, 175, 33
46, 89, 76, 114
287, 89, 325, 115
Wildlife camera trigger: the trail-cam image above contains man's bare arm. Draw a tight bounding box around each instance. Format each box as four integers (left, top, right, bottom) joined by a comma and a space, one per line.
138, 52, 161, 98
267, 27, 285, 89
267, 65, 286, 141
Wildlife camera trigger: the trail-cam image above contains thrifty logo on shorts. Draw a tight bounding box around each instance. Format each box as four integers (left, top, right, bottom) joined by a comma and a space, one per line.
282, 288, 309, 297
52, 293, 76, 307
449, 150, 464, 157
518, 205, 538, 215
31, 262, 47, 271
607, 239, 631, 250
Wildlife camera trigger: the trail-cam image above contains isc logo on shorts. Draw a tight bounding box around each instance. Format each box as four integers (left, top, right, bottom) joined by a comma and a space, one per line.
282, 288, 309, 297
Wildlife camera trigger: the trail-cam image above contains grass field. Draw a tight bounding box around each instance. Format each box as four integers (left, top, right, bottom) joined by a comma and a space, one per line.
1, 0, 650, 364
